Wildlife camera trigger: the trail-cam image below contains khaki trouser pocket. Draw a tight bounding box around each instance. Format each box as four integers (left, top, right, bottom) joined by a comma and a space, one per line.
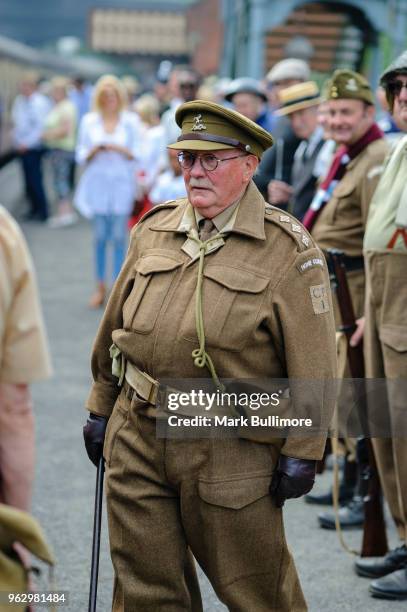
198, 474, 272, 509
103, 397, 128, 466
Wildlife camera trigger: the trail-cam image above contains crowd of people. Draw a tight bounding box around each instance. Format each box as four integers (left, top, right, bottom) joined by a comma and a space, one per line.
1, 48, 407, 608
9, 59, 403, 310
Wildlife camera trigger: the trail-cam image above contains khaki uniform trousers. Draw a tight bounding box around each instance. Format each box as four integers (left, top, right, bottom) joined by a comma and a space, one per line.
364, 251, 407, 543
0, 383, 35, 511
332, 269, 365, 455
104, 388, 307, 612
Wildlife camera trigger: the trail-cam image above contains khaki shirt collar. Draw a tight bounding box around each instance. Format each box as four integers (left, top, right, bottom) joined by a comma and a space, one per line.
194, 199, 240, 234
149, 180, 266, 241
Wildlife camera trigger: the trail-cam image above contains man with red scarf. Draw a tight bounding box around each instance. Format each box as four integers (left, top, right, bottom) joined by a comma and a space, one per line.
304, 70, 388, 527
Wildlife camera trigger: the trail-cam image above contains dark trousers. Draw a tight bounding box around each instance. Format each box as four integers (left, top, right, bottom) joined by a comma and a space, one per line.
20, 148, 49, 220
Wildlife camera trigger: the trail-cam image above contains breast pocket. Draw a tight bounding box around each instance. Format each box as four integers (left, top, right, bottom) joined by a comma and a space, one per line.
329, 183, 356, 224
182, 264, 270, 352
122, 254, 182, 333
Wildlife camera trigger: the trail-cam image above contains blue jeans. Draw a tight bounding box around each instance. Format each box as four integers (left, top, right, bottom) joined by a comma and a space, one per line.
93, 214, 128, 283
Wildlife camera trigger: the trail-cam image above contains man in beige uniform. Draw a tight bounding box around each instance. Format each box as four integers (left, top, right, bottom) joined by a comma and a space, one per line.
0, 206, 52, 511
303, 71, 388, 525
83, 101, 337, 611
352, 50, 407, 601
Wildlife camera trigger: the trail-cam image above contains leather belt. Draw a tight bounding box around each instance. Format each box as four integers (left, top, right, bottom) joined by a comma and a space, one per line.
326, 253, 364, 273
123, 362, 160, 405
342, 255, 364, 272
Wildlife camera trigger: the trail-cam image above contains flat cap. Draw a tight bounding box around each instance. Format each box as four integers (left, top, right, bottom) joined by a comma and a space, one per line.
380, 50, 407, 110
380, 50, 407, 84
266, 59, 310, 84
224, 77, 268, 102
168, 99, 273, 159
326, 69, 374, 105
277, 81, 321, 115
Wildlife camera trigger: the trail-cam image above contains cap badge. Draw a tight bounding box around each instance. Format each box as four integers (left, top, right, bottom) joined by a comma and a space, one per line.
345, 78, 358, 92
330, 85, 338, 98
192, 114, 207, 131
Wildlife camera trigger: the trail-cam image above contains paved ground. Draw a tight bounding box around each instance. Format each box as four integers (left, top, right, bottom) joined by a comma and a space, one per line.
2, 160, 405, 610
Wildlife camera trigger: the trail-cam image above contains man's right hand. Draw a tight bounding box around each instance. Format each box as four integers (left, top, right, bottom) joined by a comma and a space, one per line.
350, 316, 365, 347
267, 180, 293, 206
83, 414, 108, 466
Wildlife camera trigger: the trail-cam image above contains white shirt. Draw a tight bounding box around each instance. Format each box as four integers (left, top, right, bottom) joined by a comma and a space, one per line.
11, 92, 51, 149
149, 171, 187, 206
74, 111, 142, 218
137, 124, 167, 189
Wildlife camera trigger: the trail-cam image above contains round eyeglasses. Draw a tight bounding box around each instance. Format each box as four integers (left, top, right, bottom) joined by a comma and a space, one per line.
177, 151, 246, 172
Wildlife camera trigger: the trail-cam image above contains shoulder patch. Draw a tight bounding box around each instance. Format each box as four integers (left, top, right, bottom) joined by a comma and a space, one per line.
309, 284, 330, 314
264, 205, 314, 252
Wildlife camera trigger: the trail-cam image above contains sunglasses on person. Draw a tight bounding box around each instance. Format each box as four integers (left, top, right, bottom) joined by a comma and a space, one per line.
177, 151, 246, 172
387, 78, 407, 97
179, 82, 198, 89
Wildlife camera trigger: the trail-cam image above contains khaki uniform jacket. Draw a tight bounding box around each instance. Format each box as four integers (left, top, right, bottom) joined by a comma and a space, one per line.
311, 139, 388, 256
87, 181, 337, 460
0, 206, 52, 383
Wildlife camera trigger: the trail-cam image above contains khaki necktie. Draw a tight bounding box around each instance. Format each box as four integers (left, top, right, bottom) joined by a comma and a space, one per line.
199, 218, 216, 242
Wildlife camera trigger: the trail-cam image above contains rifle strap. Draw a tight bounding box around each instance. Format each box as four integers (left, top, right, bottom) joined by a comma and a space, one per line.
331, 332, 360, 556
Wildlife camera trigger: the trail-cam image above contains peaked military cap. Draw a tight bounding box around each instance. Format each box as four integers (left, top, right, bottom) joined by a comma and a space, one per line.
326, 69, 374, 105
277, 81, 321, 115
380, 50, 407, 110
168, 99, 273, 159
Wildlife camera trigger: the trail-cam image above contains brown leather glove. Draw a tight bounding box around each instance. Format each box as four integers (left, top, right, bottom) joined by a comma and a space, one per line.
270, 455, 316, 507
83, 413, 108, 466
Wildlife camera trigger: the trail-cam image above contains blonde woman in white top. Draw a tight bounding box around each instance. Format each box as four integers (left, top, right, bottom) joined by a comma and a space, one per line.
74, 75, 141, 307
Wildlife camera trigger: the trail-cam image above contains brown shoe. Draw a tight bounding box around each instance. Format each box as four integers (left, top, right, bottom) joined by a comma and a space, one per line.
88, 283, 106, 308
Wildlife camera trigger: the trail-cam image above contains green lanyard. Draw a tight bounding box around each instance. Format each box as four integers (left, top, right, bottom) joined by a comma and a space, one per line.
188, 232, 226, 391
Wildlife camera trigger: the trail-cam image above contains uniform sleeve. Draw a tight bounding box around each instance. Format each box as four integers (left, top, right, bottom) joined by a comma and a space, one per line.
360, 147, 389, 226
0, 217, 52, 383
85, 230, 139, 418
268, 246, 337, 460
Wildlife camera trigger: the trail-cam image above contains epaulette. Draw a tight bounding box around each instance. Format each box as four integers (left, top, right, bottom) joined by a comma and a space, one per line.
137, 198, 182, 225
264, 204, 314, 252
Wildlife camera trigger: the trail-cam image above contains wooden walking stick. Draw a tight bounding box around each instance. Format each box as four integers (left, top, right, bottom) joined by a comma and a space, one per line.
88, 456, 105, 612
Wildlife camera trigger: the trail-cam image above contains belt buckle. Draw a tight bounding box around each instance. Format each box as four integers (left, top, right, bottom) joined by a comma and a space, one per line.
147, 381, 158, 405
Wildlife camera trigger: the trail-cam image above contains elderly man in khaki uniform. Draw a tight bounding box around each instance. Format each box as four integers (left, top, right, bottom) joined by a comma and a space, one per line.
351, 50, 407, 601
303, 71, 388, 524
83, 101, 337, 611
0, 206, 52, 511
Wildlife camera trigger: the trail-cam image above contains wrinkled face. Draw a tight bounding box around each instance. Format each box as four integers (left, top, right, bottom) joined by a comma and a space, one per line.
289, 106, 318, 140
232, 93, 263, 121
327, 99, 375, 145
180, 149, 258, 218
391, 74, 407, 131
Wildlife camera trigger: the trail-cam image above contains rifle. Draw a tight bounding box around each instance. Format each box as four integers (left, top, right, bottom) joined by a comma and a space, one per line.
327, 249, 387, 557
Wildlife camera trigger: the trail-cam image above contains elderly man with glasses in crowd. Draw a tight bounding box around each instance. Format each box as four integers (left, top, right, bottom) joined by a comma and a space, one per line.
83, 100, 337, 611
